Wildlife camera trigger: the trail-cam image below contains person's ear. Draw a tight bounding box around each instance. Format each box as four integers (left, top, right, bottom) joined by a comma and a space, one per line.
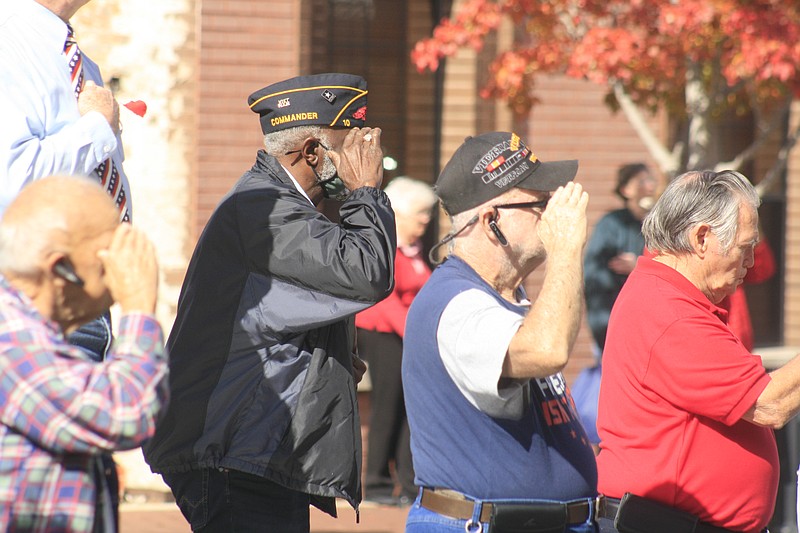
53, 258, 85, 286
300, 137, 323, 167
480, 209, 508, 247
692, 224, 711, 257
44, 252, 68, 286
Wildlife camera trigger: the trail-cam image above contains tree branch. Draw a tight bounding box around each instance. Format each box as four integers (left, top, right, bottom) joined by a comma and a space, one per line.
613, 82, 680, 175
715, 97, 792, 173
756, 116, 800, 197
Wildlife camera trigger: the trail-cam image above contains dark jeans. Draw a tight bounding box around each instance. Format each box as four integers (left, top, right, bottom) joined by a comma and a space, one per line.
68, 313, 113, 363
67, 313, 120, 532
597, 517, 618, 532
162, 468, 311, 533
357, 329, 415, 499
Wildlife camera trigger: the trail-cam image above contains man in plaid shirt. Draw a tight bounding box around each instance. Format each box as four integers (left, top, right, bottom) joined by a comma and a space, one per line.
0, 175, 168, 532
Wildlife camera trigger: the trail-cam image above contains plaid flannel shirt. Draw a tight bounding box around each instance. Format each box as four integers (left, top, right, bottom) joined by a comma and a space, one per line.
0, 276, 168, 532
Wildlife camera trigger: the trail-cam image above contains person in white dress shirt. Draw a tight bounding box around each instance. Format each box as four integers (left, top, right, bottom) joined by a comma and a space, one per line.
0, 0, 132, 219
0, 1, 137, 527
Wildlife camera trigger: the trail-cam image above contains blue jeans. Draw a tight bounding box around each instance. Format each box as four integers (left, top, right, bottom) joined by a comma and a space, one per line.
405, 490, 600, 533
163, 468, 311, 532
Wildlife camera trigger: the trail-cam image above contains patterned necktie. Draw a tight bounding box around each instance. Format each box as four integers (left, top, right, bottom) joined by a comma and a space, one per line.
64, 24, 84, 99
63, 24, 131, 223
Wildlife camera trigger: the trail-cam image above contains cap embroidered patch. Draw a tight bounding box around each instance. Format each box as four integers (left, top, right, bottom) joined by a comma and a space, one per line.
435, 131, 578, 215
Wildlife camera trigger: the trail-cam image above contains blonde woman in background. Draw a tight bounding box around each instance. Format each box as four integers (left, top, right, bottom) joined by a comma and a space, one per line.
356, 176, 436, 506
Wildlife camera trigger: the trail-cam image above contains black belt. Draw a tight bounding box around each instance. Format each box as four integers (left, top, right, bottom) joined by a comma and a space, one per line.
601, 496, 750, 533
420, 487, 605, 524
600, 497, 620, 520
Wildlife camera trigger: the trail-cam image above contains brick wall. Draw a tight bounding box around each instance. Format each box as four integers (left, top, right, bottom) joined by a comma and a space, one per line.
785, 102, 800, 348
405, 0, 438, 184
196, 0, 303, 238
432, 24, 482, 245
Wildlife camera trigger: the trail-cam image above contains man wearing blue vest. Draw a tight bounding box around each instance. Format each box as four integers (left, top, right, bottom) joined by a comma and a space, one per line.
403, 131, 601, 533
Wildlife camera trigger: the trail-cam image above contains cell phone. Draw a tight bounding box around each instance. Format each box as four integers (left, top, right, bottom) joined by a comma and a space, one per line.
53, 259, 85, 287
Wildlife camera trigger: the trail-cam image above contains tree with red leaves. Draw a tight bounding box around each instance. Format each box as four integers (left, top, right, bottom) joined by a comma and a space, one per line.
413, 0, 800, 183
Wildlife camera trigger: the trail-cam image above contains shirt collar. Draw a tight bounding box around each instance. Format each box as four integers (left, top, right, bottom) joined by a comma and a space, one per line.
14, 0, 70, 55
0, 274, 62, 335
447, 255, 531, 308
398, 241, 422, 257
636, 256, 728, 320
280, 164, 313, 205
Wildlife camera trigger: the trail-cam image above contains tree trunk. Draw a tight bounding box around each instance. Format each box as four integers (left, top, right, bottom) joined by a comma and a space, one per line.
685, 62, 716, 170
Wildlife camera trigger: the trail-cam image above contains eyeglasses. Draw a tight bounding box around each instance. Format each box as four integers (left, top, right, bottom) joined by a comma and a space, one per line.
285, 139, 330, 156
491, 198, 549, 218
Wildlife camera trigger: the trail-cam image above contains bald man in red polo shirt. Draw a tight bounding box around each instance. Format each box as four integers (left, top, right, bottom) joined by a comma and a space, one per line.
597, 170, 800, 533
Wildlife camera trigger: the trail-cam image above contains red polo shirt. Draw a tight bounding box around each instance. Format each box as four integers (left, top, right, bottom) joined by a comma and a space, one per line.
597, 257, 777, 533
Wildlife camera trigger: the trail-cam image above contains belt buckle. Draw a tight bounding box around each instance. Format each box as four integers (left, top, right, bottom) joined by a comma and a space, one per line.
464, 518, 483, 533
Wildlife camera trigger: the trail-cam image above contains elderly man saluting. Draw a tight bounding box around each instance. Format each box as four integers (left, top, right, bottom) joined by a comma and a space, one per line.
403, 132, 601, 533
0, 175, 167, 532
596, 170, 800, 533
143, 73, 396, 533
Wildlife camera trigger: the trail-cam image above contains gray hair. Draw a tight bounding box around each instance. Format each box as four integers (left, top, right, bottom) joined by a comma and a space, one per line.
445, 205, 482, 254
384, 176, 436, 214
642, 170, 760, 254
450, 207, 478, 229
263, 125, 330, 156
0, 194, 71, 275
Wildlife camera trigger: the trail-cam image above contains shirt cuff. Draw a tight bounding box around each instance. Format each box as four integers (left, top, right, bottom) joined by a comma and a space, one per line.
115, 313, 166, 359
347, 185, 388, 204
80, 111, 118, 163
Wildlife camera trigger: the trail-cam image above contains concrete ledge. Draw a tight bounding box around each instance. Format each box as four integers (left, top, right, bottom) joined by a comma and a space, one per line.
757, 345, 800, 369
115, 449, 171, 499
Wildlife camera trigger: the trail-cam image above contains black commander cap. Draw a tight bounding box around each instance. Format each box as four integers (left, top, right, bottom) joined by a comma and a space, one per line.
248, 73, 368, 135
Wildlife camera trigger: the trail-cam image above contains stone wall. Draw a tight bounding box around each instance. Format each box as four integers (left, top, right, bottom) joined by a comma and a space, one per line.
73, 0, 199, 496
74, 0, 198, 332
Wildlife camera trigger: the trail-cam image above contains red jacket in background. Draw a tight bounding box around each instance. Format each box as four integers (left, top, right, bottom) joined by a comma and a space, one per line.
718, 239, 776, 351
355, 243, 431, 337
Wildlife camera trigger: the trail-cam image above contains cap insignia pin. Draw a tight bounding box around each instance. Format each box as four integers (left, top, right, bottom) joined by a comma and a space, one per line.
321, 90, 336, 104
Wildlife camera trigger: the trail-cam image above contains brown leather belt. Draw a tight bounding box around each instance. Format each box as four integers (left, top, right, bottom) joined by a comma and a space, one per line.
420, 487, 605, 524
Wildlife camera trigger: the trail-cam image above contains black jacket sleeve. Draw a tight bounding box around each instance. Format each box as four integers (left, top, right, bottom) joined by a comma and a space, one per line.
236, 182, 397, 306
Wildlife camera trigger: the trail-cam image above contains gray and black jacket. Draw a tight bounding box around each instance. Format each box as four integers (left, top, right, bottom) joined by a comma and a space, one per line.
143, 150, 396, 514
